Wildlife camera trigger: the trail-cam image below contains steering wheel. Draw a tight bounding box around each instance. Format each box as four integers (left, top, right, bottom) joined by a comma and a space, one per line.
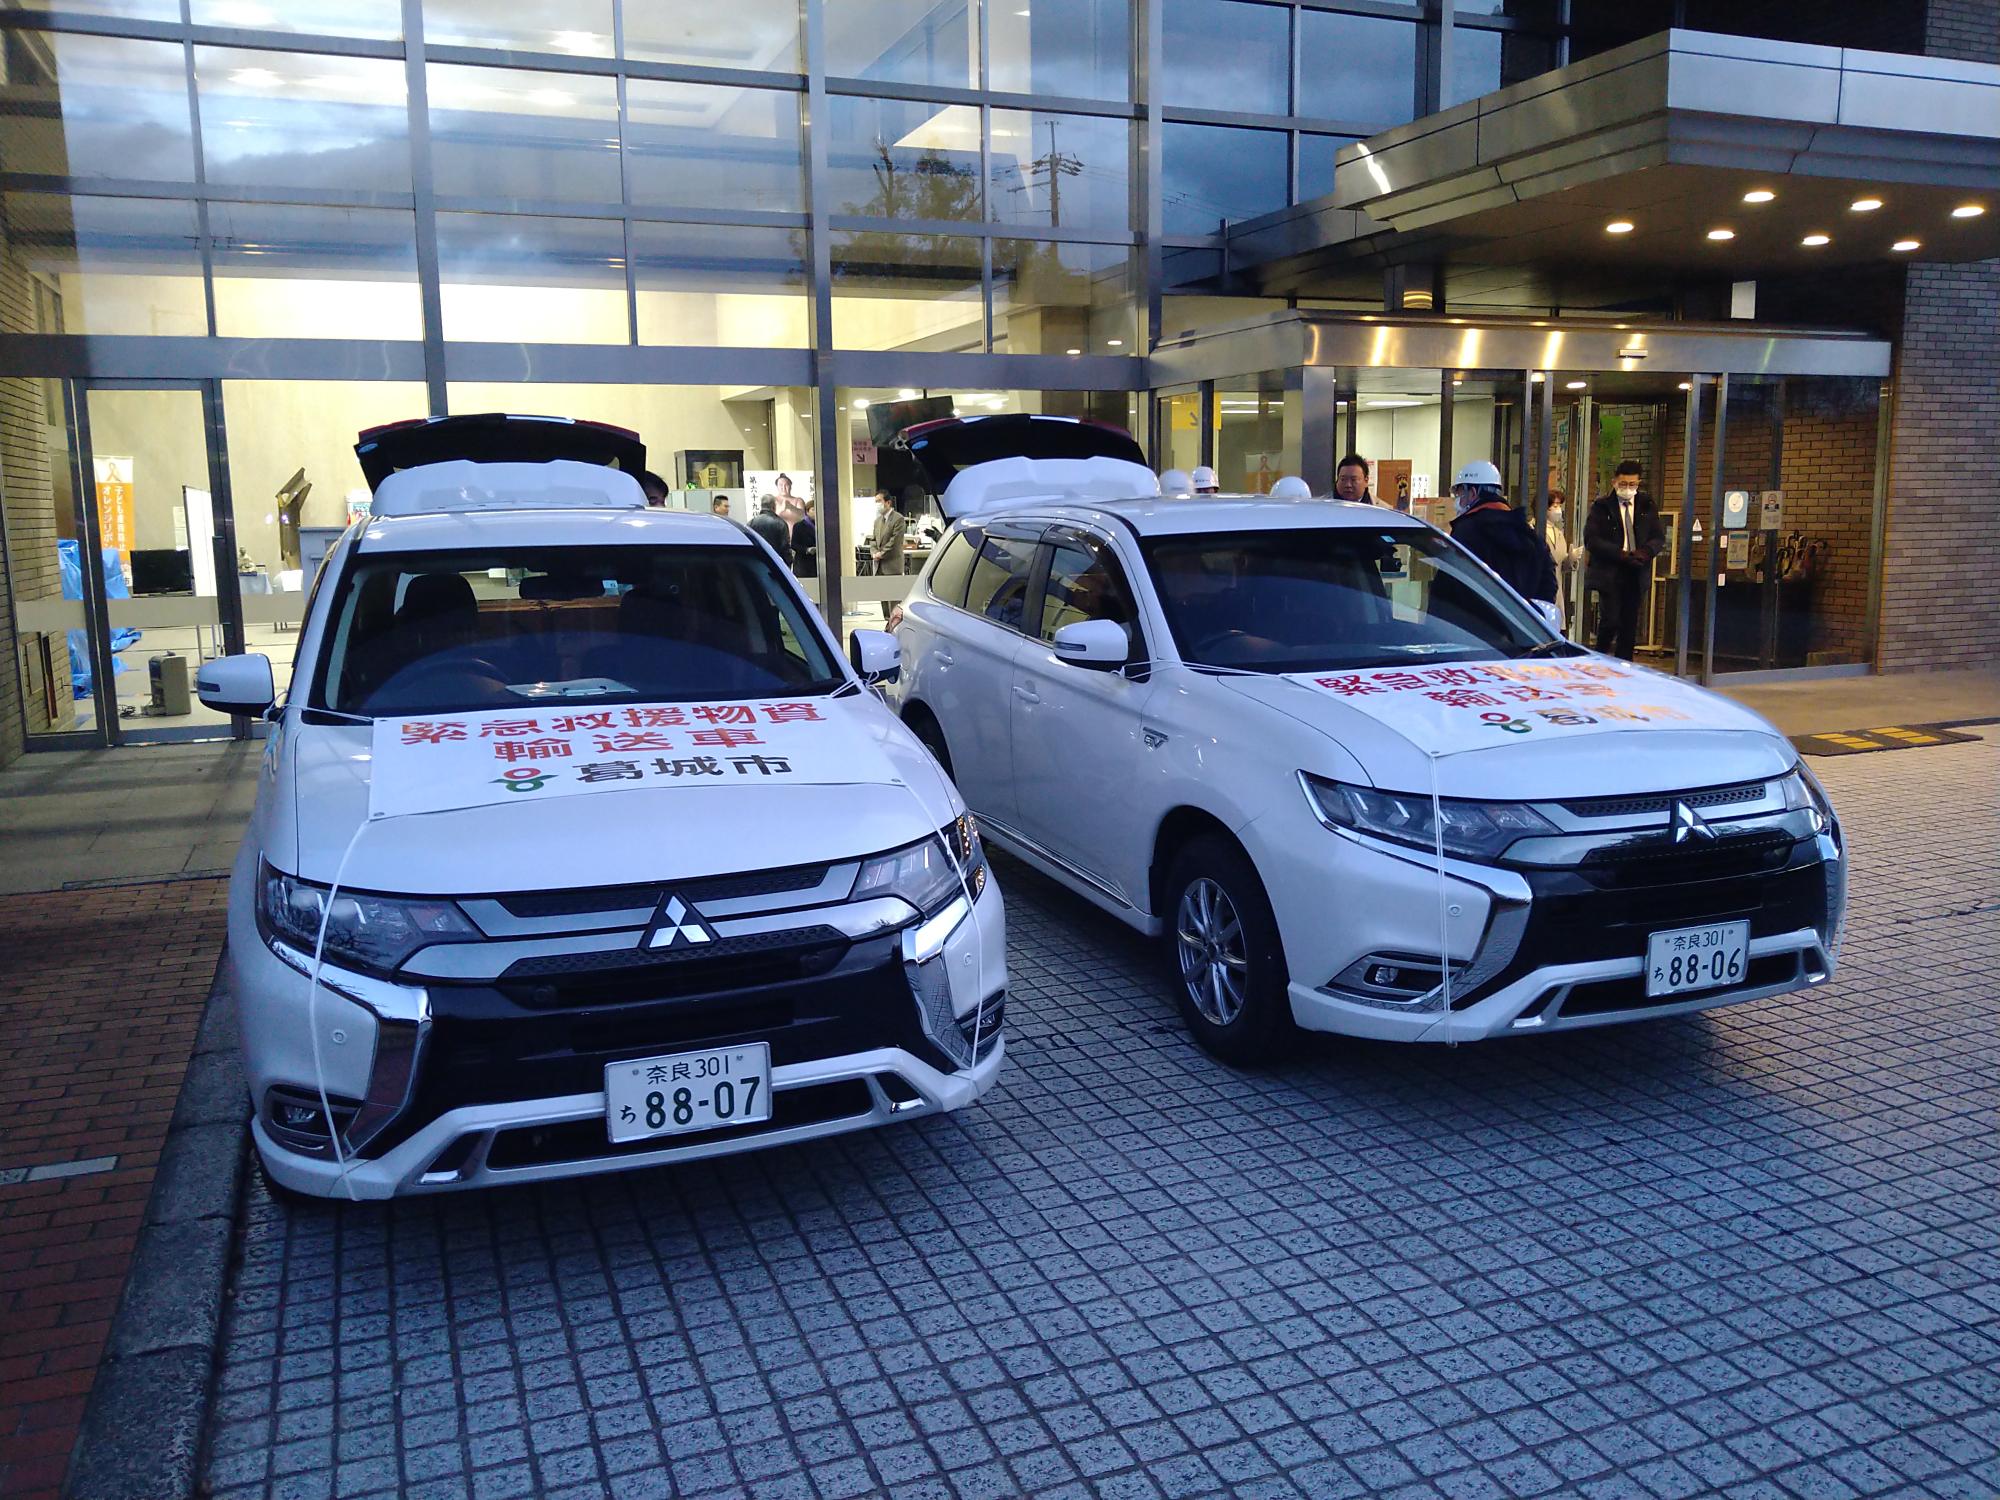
1189, 628, 1250, 658
379, 657, 507, 704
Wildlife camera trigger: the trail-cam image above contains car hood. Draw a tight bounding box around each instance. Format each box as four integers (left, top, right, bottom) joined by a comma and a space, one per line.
270, 694, 957, 892
1215, 658, 1795, 800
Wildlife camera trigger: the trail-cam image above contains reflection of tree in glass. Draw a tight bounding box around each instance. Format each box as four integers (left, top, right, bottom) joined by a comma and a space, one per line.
828, 142, 980, 289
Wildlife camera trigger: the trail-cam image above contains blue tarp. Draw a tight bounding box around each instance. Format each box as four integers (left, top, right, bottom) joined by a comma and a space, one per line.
57, 538, 142, 698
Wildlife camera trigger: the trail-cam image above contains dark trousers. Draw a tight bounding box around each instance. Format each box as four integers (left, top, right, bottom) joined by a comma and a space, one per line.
1592, 572, 1646, 659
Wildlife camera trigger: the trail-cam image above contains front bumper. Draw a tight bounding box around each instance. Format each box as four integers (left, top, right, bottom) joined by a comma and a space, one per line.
1253, 798, 1843, 1044
230, 861, 1006, 1198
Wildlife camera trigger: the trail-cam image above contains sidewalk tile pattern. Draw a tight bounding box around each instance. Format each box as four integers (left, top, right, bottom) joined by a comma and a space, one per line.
0, 877, 228, 1500
204, 736, 1999, 1499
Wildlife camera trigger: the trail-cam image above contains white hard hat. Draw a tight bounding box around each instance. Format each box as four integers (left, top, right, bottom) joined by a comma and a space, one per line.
1451, 459, 1504, 490
1268, 475, 1312, 500
1190, 465, 1219, 491
1159, 468, 1194, 497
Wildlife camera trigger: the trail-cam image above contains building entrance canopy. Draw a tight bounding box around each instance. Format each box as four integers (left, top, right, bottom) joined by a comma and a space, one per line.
1229, 29, 2000, 294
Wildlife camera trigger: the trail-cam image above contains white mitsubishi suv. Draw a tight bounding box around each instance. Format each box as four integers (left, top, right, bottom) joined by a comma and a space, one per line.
196, 414, 1003, 1198
886, 415, 1843, 1063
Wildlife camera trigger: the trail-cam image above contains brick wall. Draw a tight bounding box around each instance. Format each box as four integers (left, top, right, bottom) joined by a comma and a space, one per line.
1926, 0, 2000, 62
0, 228, 75, 764
1879, 261, 2000, 673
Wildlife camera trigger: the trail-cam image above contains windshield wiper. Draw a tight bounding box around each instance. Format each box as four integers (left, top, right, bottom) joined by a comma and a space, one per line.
1516, 637, 1585, 659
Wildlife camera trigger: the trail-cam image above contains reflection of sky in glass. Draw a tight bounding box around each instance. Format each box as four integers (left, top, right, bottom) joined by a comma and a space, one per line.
631, 223, 803, 294
1162, 0, 1287, 109
1297, 134, 1355, 203
436, 211, 623, 287
1298, 13, 1416, 127
194, 50, 410, 193
989, 112, 1130, 233
991, 239, 1135, 354
826, 0, 973, 88
827, 97, 982, 220
189, 0, 401, 38
2, 34, 195, 181
208, 203, 417, 279
625, 0, 801, 71
8, 0, 178, 16
0, 192, 203, 334
427, 65, 620, 203
1163, 122, 1286, 234
625, 81, 804, 215
987, 0, 1130, 101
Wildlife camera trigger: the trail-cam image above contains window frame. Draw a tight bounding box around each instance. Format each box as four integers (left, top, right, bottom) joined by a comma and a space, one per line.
1033, 523, 1149, 663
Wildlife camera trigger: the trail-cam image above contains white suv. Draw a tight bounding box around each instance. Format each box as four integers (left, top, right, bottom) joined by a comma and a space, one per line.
886, 416, 1843, 1063
197, 414, 1003, 1198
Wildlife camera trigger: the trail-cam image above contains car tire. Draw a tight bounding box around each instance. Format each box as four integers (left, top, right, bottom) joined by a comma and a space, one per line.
905, 707, 954, 781
1163, 835, 1295, 1066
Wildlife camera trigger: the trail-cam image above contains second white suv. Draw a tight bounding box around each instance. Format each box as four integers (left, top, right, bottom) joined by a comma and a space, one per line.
886, 416, 1844, 1063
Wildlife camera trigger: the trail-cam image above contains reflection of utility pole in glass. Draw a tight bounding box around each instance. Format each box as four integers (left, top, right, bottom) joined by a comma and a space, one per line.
1012, 121, 1081, 227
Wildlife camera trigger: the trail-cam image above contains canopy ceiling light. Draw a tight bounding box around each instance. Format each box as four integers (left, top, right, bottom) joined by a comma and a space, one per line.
1565, 380, 1587, 389
1952, 204, 1987, 218
1891, 239, 1921, 252
1850, 197, 1884, 212
1706, 228, 1735, 240
1742, 189, 1776, 203
1604, 220, 1635, 234
1802, 233, 1831, 246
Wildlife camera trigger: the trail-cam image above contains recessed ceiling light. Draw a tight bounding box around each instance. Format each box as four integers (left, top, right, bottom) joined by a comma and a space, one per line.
1451, 378, 1464, 386
1951, 204, 1986, 219
897, 388, 918, 399
1891, 239, 1920, 252
1801, 233, 1831, 247
1066, 347, 1081, 355
1529, 372, 1545, 382
853, 398, 870, 409
1850, 197, 1883, 212
1677, 382, 1692, 391
1565, 380, 1587, 390
1706, 228, 1735, 241
1604, 220, 1634, 234
1742, 189, 1776, 203
1107, 339, 1123, 347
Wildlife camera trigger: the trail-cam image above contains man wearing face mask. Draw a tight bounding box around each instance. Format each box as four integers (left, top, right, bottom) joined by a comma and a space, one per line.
1583, 459, 1666, 659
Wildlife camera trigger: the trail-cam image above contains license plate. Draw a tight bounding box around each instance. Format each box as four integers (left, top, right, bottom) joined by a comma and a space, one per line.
1645, 921, 1751, 998
605, 1043, 772, 1144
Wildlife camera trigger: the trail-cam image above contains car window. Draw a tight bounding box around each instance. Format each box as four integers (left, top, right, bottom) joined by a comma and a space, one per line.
1143, 527, 1554, 673
962, 534, 1038, 631
927, 528, 979, 608
1040, 536, 1138, 644
315, 542, 841, 716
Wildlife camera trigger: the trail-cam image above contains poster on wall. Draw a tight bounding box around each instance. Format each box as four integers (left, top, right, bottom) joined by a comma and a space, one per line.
1373, 458, 1413, 511
93, 455, 136, 561
746, 471, 813, 515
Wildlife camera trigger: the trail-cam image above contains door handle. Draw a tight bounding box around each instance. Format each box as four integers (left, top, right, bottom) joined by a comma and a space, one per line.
1013, 682, 1041, 704
934, 648, 954, 667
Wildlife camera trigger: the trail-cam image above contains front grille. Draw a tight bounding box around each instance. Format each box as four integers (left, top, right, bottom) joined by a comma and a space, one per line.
1577, 830, 1798, 889
497, 928, 850, 1005
1560, 781, 1766, 820
484, 1080, 875, 1169
493, 861, 834, 919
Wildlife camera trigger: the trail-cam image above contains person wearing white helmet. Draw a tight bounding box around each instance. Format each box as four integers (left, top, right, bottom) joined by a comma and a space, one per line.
1448, 459, 1556, 605
1190, 465, 1220, 495
1158, 468, 1194, 498
1268, 475, 1312, 500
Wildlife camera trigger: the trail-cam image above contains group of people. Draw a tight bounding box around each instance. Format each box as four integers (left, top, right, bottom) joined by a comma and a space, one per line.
1163, 452, 1666, 660
1444, 457, 1665, 659
640, 469, 821, 579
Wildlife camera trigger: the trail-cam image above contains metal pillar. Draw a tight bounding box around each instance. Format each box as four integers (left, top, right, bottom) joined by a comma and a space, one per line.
1673, 376, 1705, 678
1760, 379, 1784, 670
1436, 367, 1455, 507
803, 0, 843, 628
1301, 367, 1340, 496
1571, 394, 1593, 638
1701, 372, 1730, 683
1534, 368, 1554, 534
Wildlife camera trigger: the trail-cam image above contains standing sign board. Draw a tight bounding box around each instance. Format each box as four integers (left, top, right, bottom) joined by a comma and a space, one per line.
93, 455, 136, 561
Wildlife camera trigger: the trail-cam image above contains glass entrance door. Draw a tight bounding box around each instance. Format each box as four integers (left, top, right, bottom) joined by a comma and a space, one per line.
74, 382, 243, 744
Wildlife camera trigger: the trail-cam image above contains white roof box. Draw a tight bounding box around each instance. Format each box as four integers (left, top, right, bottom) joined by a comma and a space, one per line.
938, 456, 1160, 519
370, 459, 647, 518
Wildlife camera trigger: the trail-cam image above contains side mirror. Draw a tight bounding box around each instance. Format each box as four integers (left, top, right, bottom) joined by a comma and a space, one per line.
1531, 599, 1565, 636
1051, 618, 1130, 669
194, 653, 276, 717
849, 629, 901, 685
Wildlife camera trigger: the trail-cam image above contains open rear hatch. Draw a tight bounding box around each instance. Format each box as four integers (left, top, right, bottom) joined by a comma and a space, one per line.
884, 413, 1148, 517
356, 413, 647, 489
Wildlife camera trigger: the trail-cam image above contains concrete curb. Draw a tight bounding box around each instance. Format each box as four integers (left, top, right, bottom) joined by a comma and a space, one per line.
62, 949, 245, 1500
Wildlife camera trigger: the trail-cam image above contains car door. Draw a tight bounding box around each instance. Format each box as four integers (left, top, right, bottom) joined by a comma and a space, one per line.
922, 526, 1041, 831
1009, 526, 1158, 908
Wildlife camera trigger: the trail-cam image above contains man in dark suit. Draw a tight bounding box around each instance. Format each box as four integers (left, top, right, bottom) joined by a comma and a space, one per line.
1583, 460, 1667, 659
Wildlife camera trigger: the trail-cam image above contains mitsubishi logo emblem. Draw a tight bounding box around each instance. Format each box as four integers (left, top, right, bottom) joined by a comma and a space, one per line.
1671, 801, 1717, 845
645, 893, 714, 950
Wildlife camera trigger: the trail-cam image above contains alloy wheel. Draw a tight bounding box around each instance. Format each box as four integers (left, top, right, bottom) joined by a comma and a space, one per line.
1176, 877, 1248, 1026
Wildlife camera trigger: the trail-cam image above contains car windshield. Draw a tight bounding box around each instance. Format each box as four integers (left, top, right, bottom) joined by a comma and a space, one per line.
314, 543, 842, 716
1142, 527, 1565, 673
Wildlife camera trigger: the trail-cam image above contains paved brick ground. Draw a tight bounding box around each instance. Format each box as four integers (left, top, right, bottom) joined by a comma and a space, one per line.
0, 876, 228, 1500
203, 737, 1999, 1500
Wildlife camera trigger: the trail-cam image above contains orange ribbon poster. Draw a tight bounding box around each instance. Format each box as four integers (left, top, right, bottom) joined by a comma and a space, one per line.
92, 455, 135, 559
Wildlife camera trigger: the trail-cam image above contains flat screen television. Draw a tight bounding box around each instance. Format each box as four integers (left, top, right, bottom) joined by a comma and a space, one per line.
130, 548, 195, 595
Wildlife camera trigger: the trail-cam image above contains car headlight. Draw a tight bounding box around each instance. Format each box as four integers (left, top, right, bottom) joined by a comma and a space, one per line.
855, 815, 986, 917
257, 862, 479, 975
1303, 774, 1556, 861
1779, 764, 1839, 842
